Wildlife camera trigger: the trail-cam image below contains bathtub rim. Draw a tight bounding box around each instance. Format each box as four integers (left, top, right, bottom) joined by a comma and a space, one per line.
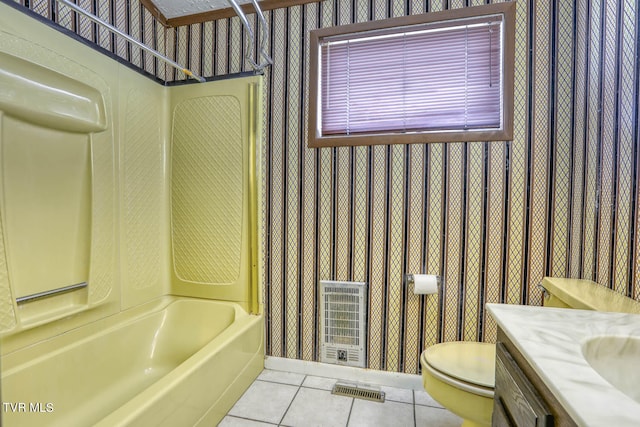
1, 295, 247, 364
94, 307, 264, 426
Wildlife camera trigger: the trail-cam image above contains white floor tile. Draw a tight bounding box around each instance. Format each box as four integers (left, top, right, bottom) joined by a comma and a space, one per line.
380, 385, 413, 404
348, 399, 414, 427
414, 405, 462, 427
414, 389, 443, 408
257, 369, 306, 386
280, 387, 353, 427
228, 380, 298, 424
301, 375, 337, 391
218, 415, 277, 426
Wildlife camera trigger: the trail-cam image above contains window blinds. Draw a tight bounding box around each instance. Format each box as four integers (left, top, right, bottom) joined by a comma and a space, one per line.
320, 17, 502, 137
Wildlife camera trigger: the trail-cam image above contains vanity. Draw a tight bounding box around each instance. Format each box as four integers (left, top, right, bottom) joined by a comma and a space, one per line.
488, 303, 640, 427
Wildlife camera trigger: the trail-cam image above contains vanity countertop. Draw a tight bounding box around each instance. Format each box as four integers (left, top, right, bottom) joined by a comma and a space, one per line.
487, 303, 640, 427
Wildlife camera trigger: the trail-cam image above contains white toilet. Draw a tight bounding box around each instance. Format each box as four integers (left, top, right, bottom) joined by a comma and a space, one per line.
420, 277, 640, 427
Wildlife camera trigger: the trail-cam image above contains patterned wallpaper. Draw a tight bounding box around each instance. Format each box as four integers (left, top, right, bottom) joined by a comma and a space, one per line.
8, 0, 640, 374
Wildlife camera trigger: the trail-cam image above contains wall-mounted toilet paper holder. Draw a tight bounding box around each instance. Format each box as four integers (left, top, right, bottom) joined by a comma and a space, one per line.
405, 274, 443, 295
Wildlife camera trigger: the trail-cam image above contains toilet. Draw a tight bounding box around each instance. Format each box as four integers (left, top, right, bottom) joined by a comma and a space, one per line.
420, 341, 495, 427
420, 277, 640, 427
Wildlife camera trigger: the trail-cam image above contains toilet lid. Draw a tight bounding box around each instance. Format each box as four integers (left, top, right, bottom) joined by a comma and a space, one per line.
423, 342, 495, 388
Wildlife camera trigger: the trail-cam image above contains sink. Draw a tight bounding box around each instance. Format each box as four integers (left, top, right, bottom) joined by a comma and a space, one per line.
581, 336, 640, 403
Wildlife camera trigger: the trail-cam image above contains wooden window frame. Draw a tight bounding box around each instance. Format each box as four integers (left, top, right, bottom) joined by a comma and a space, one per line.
308, 2, 516, 148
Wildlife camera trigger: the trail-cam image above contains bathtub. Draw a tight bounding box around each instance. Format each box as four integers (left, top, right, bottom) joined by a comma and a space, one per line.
1, 296, 264, 426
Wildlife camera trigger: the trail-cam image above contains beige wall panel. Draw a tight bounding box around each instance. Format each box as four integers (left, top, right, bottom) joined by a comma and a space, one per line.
352, 147, 369, 282
404, 144, 425, 372
443, 144, 463, 342
269, 8, 287, 356
570, 0, 589, 278
504, 0, 528, 306
114, 0, 128, 60
143, 8, 157, 74
284, 5, 302, 359
301, 2, 319, 361
77, 0, 94, 41
429, 0, 444, 13
317, 147, 333, 362
368, 146, 387, 369
582, 0, 603, 281
423, 144, 444, 349
186, 24, 202, 78
129, 0, 142, 68
373, 0, 386, 21
550, 0, 574, 278
385, 145, 405, 371
390, 0, 404, 17
203, 21, 214, 77
527, 0, 550, 305
612, 1, 637, 295
230, 17, 243, 73
336, 148, 351, 280
354, 0, 369, 22
596, 0, 618, 287
120, 74, 169, 310
463, 144, 483, 342
483, 143, 506, 344
215, 19, 230, 75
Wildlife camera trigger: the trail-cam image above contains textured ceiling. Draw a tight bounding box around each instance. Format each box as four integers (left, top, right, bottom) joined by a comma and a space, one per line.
151, 0, 253, 19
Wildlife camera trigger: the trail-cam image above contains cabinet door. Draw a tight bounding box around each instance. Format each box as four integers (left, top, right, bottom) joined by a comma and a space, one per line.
493, 343, 554, 427
493, 397, 514, 427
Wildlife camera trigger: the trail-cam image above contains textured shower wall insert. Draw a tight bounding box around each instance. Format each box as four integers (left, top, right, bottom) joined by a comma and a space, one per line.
123, 88, 166, 292
171, 96, 244, 284
10, 0, 640, 374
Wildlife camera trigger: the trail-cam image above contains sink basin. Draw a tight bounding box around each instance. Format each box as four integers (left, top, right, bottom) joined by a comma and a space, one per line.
581, 336, 640, 403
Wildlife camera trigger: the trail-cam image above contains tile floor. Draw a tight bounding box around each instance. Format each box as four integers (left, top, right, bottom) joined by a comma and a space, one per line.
219, 369, 462, 427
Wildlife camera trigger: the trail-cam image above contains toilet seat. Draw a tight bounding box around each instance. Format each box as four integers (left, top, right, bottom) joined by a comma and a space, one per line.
420, 342, 495, 398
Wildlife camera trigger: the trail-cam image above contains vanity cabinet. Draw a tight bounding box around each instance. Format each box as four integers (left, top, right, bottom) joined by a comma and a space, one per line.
493, 329, 578, 427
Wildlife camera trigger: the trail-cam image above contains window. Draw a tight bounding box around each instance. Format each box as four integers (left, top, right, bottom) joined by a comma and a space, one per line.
308, 2, 515, 147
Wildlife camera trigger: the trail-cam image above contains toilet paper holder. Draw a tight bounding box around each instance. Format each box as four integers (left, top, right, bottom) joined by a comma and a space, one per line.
405, 274, 443, 294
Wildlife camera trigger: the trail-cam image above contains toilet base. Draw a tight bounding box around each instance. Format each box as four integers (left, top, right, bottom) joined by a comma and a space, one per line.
422, 367, 493, 427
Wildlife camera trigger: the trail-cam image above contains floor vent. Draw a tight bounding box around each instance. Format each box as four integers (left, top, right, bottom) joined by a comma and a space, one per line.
319, 280, 367, 368
331, 382, 385, 403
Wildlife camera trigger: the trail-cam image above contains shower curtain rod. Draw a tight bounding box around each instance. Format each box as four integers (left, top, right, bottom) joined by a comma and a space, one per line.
226, 0, 273, 71
56, 0, 207, 83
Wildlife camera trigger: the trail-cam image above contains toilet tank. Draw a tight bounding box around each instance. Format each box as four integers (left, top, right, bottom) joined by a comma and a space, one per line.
540, 277, 640, 314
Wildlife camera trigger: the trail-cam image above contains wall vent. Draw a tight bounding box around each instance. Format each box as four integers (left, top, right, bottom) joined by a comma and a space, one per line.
319, 280, 367, 368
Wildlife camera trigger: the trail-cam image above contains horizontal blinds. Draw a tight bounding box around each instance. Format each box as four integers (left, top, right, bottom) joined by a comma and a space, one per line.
320, 19, 502, 136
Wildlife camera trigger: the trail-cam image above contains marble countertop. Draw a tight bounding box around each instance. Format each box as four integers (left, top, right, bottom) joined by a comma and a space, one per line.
487, 303, 640, 427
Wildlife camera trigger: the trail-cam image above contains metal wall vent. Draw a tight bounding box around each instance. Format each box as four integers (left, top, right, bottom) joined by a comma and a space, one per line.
332, 382, 385, 402
319, 280, 367, 368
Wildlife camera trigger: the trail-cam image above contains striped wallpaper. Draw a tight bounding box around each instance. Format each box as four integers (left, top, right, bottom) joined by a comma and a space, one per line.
8, 0, 640, 374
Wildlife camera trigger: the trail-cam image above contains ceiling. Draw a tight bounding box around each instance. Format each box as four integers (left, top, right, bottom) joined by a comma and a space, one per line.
150, 0, 254, 19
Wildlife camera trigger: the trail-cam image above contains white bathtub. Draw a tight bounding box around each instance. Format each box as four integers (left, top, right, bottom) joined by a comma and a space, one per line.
1, 296, 264, 426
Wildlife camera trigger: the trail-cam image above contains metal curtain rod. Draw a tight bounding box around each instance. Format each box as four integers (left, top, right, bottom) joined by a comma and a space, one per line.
56, 0, 206, 83
226, 0, 273, 70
